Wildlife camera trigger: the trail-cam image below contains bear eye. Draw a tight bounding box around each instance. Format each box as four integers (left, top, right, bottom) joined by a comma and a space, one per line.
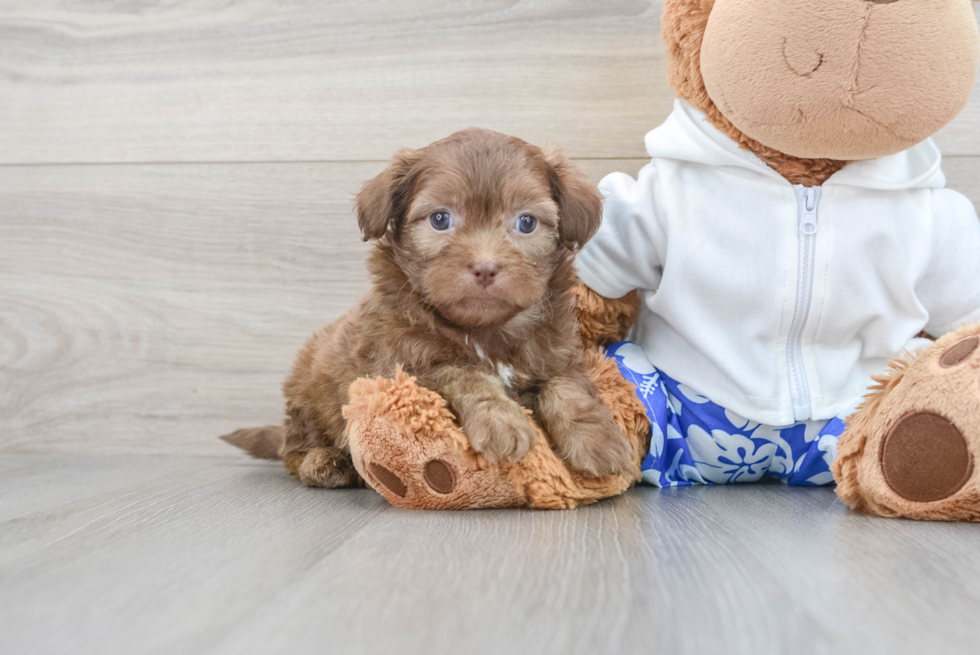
516, 214, 537, 234
429, 211, 453, 231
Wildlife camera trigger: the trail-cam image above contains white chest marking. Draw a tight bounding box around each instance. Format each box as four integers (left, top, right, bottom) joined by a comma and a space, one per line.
471, 341, 515, 389
496, 362, 515, 389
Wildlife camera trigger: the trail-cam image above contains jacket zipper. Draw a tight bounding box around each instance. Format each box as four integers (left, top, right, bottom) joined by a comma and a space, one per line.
787, 186, 821, 422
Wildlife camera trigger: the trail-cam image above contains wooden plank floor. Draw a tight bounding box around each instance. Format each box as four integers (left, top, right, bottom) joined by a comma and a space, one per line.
0, 0, 673, 163
1, 453, 979, 655
1, 0, 978, 164
4, 3, 980, 654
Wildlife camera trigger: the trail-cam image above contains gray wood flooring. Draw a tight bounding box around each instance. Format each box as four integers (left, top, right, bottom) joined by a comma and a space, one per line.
2, 453, 980, 655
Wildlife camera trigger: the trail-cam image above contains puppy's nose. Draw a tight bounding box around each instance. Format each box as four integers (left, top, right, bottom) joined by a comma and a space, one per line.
469, 261, 499, 288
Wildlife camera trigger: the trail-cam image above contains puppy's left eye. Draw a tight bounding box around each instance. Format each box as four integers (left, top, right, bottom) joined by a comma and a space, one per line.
429, 211, 453, 231
516, 214, 537, 234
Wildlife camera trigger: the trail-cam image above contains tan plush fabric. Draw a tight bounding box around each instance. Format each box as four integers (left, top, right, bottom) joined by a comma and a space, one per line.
662, 0, 847, 185
833, 323, 980, 521
662, 0, 980, 183
344, 348, 650, 510
698, 0, 979, 161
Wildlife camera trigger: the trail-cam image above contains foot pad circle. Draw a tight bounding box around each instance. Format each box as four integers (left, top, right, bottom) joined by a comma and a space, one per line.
881, 412, 973, 503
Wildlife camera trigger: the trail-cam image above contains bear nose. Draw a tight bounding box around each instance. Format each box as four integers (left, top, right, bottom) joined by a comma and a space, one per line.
470, 261, 499, 288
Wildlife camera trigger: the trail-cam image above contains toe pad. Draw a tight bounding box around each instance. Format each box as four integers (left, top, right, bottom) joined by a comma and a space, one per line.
369, 463, 408, 497
940, 336, 979, 368
881, 412, 973, 503
423, 460, 456, 494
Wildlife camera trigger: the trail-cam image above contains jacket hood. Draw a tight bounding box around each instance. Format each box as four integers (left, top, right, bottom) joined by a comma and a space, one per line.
645, 99, 946, 191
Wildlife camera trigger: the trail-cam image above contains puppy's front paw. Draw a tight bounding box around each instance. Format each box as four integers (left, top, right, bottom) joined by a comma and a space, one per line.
553, 407, 633, 478
462, 400, 537, 463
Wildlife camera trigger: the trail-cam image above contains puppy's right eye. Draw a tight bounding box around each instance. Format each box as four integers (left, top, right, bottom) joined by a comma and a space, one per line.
429, 211, 453, 231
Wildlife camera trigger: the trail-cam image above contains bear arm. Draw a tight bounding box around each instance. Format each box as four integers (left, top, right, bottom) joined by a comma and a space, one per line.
573, 284, 640, 349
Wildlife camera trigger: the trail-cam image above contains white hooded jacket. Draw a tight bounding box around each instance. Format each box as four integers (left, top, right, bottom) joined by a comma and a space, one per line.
575, 99, 980, 427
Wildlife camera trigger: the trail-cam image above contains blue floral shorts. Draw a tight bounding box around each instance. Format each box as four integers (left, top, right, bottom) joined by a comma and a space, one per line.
607, 341, 856, 487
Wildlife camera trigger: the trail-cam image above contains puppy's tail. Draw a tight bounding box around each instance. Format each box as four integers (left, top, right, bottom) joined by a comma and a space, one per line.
220, 426, 285, 460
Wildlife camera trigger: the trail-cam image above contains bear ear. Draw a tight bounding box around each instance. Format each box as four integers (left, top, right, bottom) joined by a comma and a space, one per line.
355, 148, 425, 241
543, 149, 603, 251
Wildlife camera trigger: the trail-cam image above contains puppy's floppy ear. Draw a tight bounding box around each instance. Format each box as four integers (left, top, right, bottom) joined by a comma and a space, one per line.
356, 148, 424, 241
544, 149, 603, 251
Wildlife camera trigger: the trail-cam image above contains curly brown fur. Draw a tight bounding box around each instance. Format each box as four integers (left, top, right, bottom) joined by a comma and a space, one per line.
662, 0, 849, 186
223, 129, 634, 485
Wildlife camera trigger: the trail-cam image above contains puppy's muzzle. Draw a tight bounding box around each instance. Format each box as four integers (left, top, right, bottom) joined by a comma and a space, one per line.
469, 261, 499, 288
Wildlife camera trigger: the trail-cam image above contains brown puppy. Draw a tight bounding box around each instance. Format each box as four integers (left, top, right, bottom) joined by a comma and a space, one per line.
223, 128, 633, 487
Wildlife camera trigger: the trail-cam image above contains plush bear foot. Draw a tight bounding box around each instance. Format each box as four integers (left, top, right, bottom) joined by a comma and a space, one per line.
834, 323, 980, 521
342, 350, 650, 510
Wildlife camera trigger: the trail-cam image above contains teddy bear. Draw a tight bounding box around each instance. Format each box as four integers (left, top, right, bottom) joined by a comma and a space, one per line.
338, 0, 980, 519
